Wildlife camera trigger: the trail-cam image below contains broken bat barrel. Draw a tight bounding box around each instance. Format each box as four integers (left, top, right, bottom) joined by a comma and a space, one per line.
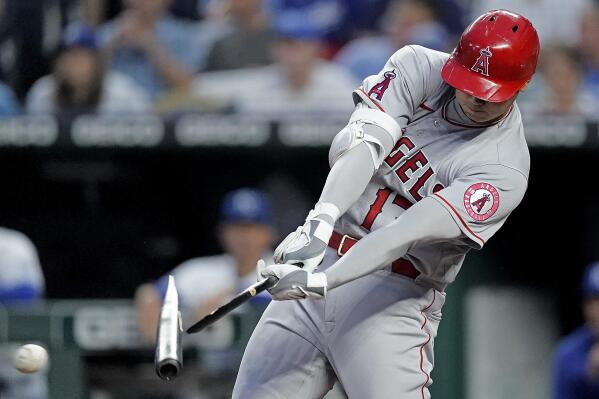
155, 275, 183, 381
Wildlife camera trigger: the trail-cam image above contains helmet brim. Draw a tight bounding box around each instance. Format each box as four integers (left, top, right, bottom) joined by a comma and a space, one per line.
441, 55, 527, 103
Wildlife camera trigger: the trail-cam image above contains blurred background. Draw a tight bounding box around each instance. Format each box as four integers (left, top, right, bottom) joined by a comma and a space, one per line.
0, 0, 598, 398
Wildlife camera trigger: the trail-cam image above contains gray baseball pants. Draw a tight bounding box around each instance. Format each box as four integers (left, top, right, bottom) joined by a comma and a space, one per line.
232, 250, 445, 399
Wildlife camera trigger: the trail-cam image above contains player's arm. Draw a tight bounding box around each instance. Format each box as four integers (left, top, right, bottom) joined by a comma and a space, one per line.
274, 104, 401, 270
275, 47, 430, 270
261, 197, 461, 298
324, 197, 460, 288
262, 165, 528, 299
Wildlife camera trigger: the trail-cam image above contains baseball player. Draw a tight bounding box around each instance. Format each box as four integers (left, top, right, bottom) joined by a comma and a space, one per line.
232, 10, 540, 399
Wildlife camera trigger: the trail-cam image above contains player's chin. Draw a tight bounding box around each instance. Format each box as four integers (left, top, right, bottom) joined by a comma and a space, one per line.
466, 109, 491, 123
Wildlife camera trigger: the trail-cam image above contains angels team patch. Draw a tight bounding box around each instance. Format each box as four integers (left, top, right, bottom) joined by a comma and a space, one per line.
463, 183, 499, 221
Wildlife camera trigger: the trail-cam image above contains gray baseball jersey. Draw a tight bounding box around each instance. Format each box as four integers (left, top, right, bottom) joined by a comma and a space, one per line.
339, 45, 528, 291
233, 45, 529, 399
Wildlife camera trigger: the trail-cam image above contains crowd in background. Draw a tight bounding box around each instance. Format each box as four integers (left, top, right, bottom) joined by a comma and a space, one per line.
0, 0, 598, 119
1, 2, 599, 398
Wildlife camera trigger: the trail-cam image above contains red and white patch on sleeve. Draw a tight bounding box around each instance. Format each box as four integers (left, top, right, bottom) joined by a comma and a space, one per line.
463, 182, 499, 221
368, 70, 396, 100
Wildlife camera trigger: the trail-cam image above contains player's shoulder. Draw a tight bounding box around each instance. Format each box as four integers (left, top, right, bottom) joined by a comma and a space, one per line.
389, 45, 449, 79
389, 45, 449, 64
456, 104, 530, 180
390, 45, 451, 104
493, 103, 530, 177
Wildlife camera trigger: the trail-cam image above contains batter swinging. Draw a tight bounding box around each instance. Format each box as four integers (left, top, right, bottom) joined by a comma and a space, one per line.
233, 10, 540, 398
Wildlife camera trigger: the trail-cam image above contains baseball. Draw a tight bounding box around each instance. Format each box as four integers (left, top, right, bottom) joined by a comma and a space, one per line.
13, 344, 48, 373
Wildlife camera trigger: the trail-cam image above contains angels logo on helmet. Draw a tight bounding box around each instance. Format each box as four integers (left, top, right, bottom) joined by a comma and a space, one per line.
471, 47, 492, 77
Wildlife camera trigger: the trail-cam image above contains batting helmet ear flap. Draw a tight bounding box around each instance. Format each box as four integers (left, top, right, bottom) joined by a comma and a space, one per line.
442, 9, 540, 102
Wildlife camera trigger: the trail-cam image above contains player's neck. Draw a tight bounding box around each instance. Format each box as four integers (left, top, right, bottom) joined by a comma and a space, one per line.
448, 97, 510, 127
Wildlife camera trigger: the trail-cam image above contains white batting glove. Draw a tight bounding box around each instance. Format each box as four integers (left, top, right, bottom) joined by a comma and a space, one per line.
257, 259, 327, 301
274, 202, 340, 272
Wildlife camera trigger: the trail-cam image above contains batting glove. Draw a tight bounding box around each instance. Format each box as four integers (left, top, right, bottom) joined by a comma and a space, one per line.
257, 259, 327, 300
274, 202, 339, 272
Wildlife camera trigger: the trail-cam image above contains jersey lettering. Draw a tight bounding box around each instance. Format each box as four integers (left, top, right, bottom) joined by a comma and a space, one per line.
385, 137, 415, 167
392, 194, 413, 210
368, 70, 396, 100
396, 151, 429, 183
362, 180, 445, 229
471, 47, 492, 77
409, 167, 434, 201
361, 187, 392, 230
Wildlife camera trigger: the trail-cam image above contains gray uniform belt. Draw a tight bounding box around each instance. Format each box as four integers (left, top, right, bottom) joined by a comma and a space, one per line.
328, 231, 421, 279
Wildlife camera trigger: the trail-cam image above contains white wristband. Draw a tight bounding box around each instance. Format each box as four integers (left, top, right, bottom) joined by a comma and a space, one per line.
307, 272, 328, 294
311, 202, 341, 221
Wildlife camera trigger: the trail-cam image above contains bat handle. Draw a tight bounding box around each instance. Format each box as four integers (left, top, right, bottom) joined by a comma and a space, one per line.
264, 276, 278, 289
185, 276, 278, 334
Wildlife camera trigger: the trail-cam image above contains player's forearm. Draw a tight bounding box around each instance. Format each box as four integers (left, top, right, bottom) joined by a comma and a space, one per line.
317, 141, 375, 215
324, 197, 462, 289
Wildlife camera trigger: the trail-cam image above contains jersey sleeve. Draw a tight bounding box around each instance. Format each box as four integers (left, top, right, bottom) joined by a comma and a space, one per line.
431, 164, 528, 249
352, 45, 433, 124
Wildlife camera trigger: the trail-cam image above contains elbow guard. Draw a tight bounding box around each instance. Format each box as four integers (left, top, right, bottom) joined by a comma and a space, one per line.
328, 106, 402, 168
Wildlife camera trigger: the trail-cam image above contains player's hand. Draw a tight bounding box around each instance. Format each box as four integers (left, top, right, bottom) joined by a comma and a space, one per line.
274, 203, 338, 272
257, 259, 327, 300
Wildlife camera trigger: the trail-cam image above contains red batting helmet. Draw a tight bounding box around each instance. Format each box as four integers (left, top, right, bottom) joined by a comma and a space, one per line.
441, 10, 540, 102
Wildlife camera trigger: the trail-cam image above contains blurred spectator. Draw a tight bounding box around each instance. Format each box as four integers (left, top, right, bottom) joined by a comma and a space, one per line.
552, 261, 599, 398
335, 0, 449, 80
204, 0, 274, 71
84, 0, 205, 25
267, 0, 349, 50
0, 81, 20, 116
430, 0, 466, 37
0, 226, 47, 399
470, 0, 590, 46
0, 227, 44, 304
342, 0, 392, 35
99, 0, 224, 98
192, 11, 357, 117
580, 3, 599, 102
519, 46, 599, 119
26, 24, 151, 116
135, 188, 275, 342
0, 0, 46, 99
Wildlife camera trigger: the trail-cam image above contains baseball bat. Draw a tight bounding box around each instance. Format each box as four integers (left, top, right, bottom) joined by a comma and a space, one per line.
186, 276, 277, 334
155, 275, 183, 381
